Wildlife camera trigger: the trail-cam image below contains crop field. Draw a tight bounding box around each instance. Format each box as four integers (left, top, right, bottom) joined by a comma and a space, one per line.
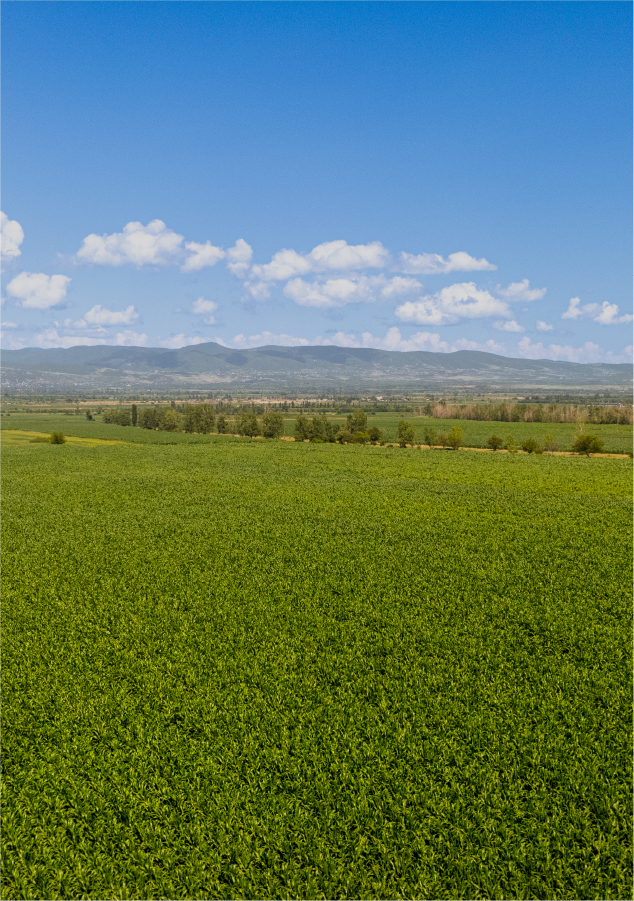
1, 430, 127, 448
2, 428, 632, 899
2, 411, 633, 453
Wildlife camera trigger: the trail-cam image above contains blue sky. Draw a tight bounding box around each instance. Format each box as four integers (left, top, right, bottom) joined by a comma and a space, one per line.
2, 1, 632, 363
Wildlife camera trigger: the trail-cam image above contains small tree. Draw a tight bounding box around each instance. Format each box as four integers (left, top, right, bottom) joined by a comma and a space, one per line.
139, 407, 160, 430
216, 414, 228, 434
236, 410, 260, 437
543, 433, 557, 452
131, 404, 138, 427
85, 410, 93, 421
487, 434, 503, 451
423, 426, 438, 448
368, 426, 382, 444
521, 438, 541, 454
183, 403, 215, 434
347, 410, 368, 435
397, 420, 415, 447
447, 426, 463, 450
506, 435, 517, 454
294, 415, 309, 441
572, 434, 605, 456
262, 411, 284, 439
50, 432, 66, 444
159, 408, 181, 432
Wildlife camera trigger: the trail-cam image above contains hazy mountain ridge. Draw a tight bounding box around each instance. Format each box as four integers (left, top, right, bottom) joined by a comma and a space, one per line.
2, 342, 631, 391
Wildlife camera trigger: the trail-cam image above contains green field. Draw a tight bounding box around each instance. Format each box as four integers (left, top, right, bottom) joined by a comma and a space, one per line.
2, 410, 633, 453
2, 428, 632, 898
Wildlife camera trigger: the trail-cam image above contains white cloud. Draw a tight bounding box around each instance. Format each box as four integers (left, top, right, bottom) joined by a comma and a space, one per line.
497, 279, 546, 302
561, 296, 633, 324
0, 332, 27, 349
1, 321, 17, 328
216, 330, 311, 349
561, 297, 583, 319
283, 274, 420, 309
116, 330, 148, 346
75, 219, 184, 267
1, 213, 25, 262
6, 272, 71, 309
494, 319, 525, 333
182, 241, 225, 272
82, 304, 138, 326
250, 239, 390, 285
205, 327, 633, 364
592, 302, 633, 325
226, 239, 253, 277
191, 297, 218, 324
159, 334, 210, 349
516, 336, 633, 364
396, 282, 510, 326
398, 250, 496, 275
32, 328, 106, 349
536, 320, 553, 332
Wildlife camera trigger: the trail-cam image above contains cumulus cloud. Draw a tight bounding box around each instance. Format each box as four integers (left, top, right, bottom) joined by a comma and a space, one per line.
226, 239, 253, 277
561, 296, 633, 324
516, 336, 633, 364
250, 240, 390, 285
32, 328, 106, 349
1, 212, 24, 262
1, 321, 17, 329
6, 272, 71, 309
494, 319, 525, 333
561, 297, 584, 320
82, 304, 138, 326
592, 302, 633, 325
398, 250, 496, 275
159, 334, 210, 349
191, 297, 218, 324
497, 279, 546, 302
116, 330, 148, 346
396, 282, 510, 326
182, 241, 225, 272
215, 327, 506, 355
283, 274, 421, 309
75, 219, 185, 267
215, 330, 311, 349
536, 320, 553, 332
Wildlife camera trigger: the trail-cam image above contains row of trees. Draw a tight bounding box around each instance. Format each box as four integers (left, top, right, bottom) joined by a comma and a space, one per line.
100, 404, 286, 438
419, 402, 632, 425
294, 410, 383, 444
97, 406, 612, 456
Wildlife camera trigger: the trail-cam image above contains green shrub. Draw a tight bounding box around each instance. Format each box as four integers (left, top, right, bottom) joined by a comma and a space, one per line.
49, 432, 66, 444
572, 434, 605, 456
521, 438, 542, 454
487, 435, 504, 451
397, 420, 415, 447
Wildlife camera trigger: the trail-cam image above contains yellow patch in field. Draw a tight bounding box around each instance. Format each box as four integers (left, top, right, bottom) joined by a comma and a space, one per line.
1, 430, 127, 447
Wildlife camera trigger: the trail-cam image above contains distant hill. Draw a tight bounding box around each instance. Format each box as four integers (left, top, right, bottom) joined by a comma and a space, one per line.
2, 342, 631, 392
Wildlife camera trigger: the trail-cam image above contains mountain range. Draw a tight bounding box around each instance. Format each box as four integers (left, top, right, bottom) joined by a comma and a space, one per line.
2, 342, 631, 393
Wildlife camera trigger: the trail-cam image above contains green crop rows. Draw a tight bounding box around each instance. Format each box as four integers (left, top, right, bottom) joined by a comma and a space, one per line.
2, 411, 633, 453
2, 430, 632, 899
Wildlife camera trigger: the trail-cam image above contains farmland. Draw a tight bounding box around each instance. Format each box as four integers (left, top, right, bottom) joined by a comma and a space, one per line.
2, 426, 632, 898
2, 410, 633, 453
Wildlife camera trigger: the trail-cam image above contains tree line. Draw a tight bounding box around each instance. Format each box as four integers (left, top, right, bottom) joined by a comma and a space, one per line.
417, 401, 632, 425
97, 405, 614, 456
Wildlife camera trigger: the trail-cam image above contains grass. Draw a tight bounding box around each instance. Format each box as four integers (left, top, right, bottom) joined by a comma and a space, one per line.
2, 411, 633, 453
1, 429, 127, 447
2, 434, 632, 899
